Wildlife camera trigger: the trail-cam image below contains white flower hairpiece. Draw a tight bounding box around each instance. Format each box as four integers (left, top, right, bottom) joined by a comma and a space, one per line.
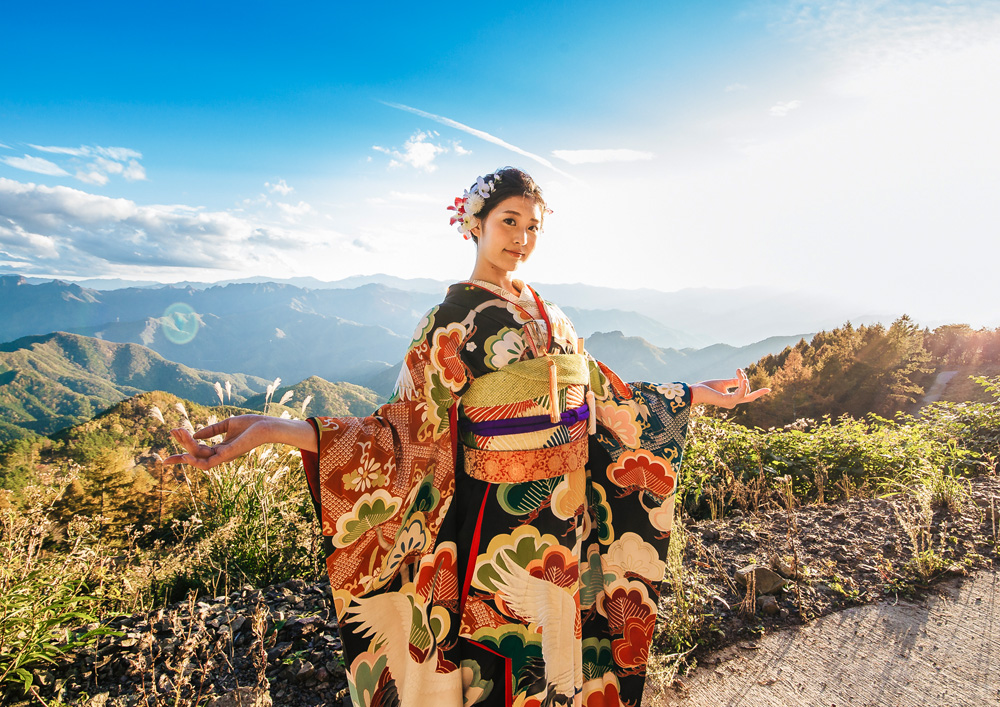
447, 171, 502, 239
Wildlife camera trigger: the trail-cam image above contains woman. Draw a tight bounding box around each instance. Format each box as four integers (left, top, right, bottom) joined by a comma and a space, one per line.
167, 168, 767, 707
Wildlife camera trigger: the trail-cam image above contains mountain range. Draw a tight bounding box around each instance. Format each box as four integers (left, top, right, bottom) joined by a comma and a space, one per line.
0, 274, 833, 439
8, 273, 904, 347
0, 332, 378, 440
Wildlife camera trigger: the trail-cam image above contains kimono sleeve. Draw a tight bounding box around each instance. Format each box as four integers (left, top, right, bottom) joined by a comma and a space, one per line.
587, 358, 693, 534
299, 305, 470, 601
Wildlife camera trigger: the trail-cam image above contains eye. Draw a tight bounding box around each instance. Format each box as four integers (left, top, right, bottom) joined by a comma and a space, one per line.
528, 224, 539, 232
502, 217, 516, 226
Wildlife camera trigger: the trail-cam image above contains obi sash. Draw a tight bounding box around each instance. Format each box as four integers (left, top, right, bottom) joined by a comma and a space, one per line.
459, 354, 592, 483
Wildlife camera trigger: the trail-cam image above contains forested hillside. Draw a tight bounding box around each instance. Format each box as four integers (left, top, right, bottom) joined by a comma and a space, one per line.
733, 318, 1000, 428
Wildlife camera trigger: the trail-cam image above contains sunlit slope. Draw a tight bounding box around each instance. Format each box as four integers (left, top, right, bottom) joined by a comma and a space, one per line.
0, 332, 270, 437
242, 375, 381, 418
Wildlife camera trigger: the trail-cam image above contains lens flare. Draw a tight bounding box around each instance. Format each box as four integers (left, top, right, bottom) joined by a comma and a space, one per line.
162, 302, 200, 345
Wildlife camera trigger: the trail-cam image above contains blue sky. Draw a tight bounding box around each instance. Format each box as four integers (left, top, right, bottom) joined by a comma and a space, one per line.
2, 0, 999, 325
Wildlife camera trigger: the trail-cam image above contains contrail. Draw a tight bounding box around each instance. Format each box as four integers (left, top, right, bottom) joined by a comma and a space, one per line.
381, 101, 576, 180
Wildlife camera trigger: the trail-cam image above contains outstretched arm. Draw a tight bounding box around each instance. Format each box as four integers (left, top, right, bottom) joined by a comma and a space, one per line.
690, 368, 770, 409
162, 415, 317, 470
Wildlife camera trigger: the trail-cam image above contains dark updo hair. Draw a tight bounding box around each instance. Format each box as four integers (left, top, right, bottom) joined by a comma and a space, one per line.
469, 167, 546, 244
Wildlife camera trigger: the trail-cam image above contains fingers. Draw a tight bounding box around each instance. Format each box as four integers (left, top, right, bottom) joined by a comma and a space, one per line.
192, 420, 228, 441
743, 388, 771, 403
167, 427, 226, 468
170, 428, 213, 458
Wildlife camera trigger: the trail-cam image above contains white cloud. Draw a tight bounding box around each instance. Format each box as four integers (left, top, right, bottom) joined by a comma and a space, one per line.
265, 179, 294, 195
725, 83, 749, 92
372, 130, 448, 172
551, 149, 654, 164
276, 200, 312, 218
769, 100, 802, 117
122, 159, 145, 181
74, 170, 109, 185
452, 141, 471, 156
28, 144, 89, 157
0, 177, 331, 277
1, 154, 71, 177
17, 143, 147, 184
0, 143, 10, 150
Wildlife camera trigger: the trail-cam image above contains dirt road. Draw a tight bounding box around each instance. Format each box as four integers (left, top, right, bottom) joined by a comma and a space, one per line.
645, 570, 1000, 707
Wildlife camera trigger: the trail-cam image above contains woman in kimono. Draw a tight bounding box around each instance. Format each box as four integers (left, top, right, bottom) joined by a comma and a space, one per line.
166, 168, 767, 707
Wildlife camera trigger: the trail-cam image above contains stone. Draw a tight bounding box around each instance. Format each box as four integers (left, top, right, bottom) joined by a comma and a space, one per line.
735, 564, 786, 595
205, 687, 273, 707
769, 554, 799, 579
700, 528, 721, 542
293, 659, 315, 682
230, 616, 247, 635
325, 659, 347, 677
85, 693, 110, 707
757, 595, 780, 615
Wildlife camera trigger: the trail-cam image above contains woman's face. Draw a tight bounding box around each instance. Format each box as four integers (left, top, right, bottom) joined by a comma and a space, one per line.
470, 195, 542, 282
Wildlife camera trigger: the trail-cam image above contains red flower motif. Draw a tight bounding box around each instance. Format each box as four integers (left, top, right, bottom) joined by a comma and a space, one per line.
611, 614, 655, 669
415, 544, 459, 608
599, 582, 655, 633
607, 449, 675, 497
430, 324, 468, 392
583, 678, 621, 707
526, 544, 579, 590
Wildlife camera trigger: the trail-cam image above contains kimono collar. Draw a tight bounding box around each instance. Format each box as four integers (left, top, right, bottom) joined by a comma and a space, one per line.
466, 279, 541, 319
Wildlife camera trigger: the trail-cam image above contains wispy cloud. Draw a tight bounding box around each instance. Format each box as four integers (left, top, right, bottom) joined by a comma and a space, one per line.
1, 154, 71, 177
0, 143, 11, 150
551, 149, 654, 165
381, 101, 574, 178
30, 144, 142, 161
11, 143, 148, 184
769, 100, 802, 117
265, 179, 294, 195
276, 200, 312, 219
725, 83, 749, 92
372, 130, 448, 172
776, 0, 1000, 55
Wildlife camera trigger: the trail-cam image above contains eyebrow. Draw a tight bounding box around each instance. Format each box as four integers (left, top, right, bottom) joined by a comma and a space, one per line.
500, 209, 540, 222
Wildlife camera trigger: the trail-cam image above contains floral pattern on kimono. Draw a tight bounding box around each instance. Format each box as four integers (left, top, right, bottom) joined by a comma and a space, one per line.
302, 281, 691, 707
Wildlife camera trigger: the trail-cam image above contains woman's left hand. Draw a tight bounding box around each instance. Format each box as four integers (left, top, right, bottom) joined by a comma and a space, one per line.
690, 369, 770, 409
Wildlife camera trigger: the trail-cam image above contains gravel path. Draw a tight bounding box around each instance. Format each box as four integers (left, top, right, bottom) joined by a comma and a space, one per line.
646, 569, 1000, 707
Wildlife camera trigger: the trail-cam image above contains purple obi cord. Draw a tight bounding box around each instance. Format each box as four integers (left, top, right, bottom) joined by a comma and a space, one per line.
460, 403, 590, 437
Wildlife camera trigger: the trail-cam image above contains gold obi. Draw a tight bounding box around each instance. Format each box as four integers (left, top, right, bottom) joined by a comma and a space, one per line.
463, 436, 589, 483
460, 354, 591, 484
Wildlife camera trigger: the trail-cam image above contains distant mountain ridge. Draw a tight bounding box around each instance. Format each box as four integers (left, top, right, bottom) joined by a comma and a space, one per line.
0, 332, 268, 437
0, 274, 822, 405
585, 330, 812, 383
0, 332, 381, 439
7, 273, 908, 347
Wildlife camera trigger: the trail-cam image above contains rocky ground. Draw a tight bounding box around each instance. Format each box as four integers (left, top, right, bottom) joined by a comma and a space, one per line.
652, 473, 1000, 686
13, 475, 999, 707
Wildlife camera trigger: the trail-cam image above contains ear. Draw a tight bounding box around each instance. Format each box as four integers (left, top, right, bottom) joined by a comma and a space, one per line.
470, 222, 481, 240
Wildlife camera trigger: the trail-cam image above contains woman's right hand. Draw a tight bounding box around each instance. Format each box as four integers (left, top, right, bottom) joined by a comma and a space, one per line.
163, 415, 316, 470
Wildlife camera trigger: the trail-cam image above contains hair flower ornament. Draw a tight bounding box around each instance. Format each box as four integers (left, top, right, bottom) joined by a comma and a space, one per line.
447, 170, 503, 239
